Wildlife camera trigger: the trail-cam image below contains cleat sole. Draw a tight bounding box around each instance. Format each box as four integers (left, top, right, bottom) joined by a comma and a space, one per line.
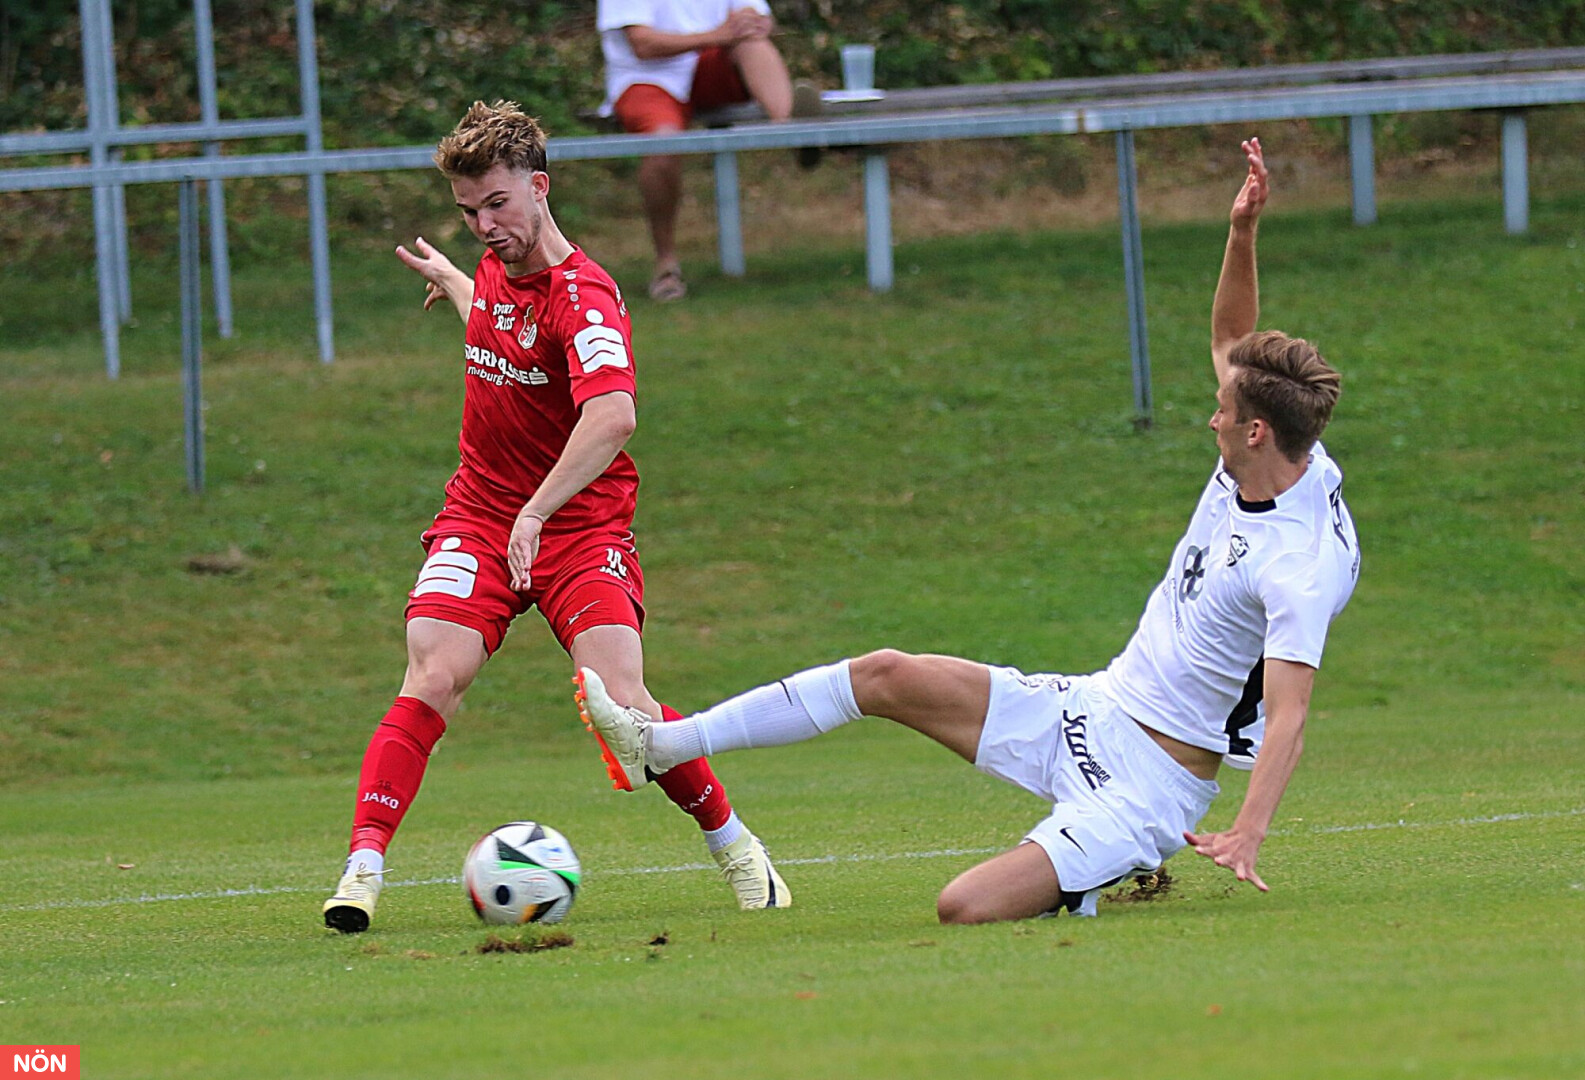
323, 904, 370, 934
573, 671, 634, 792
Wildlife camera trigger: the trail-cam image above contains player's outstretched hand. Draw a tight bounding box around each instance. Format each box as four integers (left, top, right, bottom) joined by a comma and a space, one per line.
1183, 826, 1270, 891
507, 509, 545, 593
1229, 137, 1268, 228
395, 237, 471, 314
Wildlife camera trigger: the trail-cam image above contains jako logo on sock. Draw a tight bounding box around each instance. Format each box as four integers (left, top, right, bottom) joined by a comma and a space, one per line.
360, 792, 401, 810
684, 785, 714, 812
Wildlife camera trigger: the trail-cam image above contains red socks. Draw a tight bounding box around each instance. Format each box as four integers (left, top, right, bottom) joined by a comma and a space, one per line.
348, 696, 447, 855
653, 703, 733, 832
347, 697, 729, 852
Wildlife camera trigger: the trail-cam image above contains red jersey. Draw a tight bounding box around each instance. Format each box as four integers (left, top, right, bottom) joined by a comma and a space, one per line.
444, 247, 639, 532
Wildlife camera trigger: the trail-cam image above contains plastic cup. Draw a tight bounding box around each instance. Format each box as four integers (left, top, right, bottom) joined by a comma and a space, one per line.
840, 44, 876, 91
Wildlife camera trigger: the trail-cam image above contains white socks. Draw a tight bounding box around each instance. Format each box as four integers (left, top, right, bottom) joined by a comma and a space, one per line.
702, 811, 745, 854
346, 848, 384, 875
647, 660, 862, 773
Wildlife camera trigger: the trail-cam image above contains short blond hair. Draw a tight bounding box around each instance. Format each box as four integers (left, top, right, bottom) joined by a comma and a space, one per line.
434, 100, 548, 179
1227, 330, 1342, 461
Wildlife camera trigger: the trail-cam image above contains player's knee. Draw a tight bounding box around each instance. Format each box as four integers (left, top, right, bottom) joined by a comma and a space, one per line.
403, 660, 472, 714
851, 649, 919, 712
936, 882, 996, 925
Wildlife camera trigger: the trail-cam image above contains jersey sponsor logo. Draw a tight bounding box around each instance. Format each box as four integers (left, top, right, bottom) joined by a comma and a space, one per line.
573, 309, 630, 374
492, 301, 517, 332
1226, 533, 1249, 567
464, 342, 549, 387
1061, 709, 1112, 790
1181, 545, 1208, 601
414, 538, 479, 599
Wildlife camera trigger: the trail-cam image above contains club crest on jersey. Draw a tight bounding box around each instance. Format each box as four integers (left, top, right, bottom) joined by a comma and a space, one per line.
1227, 534, 1249, 567
517, 301, 538, 350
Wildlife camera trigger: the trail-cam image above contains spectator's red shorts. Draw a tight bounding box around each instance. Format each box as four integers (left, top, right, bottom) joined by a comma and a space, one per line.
405, 511, 645, 656
613, 47, 751, 133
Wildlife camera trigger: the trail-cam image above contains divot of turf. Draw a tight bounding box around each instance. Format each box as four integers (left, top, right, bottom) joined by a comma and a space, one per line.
474, 930, 574, 954
1104, 867, 1175, 904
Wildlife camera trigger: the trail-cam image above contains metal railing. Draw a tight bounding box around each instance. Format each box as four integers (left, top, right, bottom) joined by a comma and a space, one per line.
2, 0, 329, 377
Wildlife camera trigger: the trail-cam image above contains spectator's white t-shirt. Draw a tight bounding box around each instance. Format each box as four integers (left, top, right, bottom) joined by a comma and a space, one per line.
598, 0, 771, 116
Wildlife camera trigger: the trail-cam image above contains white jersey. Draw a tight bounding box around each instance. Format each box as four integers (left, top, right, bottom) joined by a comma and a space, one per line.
597, 0, 772, 116
1105, 442, 1359, 767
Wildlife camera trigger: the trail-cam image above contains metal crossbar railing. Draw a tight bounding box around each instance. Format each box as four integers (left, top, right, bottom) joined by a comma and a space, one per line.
700, 46, 1585, 123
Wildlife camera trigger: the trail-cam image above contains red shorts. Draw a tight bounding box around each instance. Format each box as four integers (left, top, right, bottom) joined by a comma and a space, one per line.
613, 47, 751, 133
405, 511, 645, 656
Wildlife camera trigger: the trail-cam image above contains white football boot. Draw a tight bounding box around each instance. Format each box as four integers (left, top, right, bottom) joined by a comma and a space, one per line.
322, 855, 385, 934
714, 832, 792, 910
573, 667, 653, 791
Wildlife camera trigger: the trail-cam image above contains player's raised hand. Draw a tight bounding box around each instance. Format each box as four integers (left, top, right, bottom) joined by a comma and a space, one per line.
507, 509, 545, 593
1183, 826, 1270, 891
395, 237, 475, 320
1229, 137, 1268, 228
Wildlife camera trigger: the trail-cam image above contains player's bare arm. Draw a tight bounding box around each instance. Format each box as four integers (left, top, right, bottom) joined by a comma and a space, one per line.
1184, 657, 1314, 890
1211, 137, 1269, 383
507, 390, 637, 592
395, 237, 475, 321
623, 8, 772, 60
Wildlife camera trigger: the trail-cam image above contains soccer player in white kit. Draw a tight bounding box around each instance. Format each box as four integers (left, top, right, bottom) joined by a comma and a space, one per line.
575, 137, 1360, 922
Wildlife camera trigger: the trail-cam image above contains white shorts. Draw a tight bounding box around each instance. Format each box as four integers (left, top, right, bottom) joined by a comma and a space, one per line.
975, 667, 1220, 916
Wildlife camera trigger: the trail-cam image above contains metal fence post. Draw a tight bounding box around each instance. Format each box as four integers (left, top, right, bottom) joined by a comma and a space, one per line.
1349, 114, 1377, 226
1501, 111, 1529, 235
297, 0, 334, 363
193, 0, 235, 337
179, 179, 206, 494
863, 151, 893, 292
78, 0, 120, 378
90, 0, 132, 323
713, 151, 746, 277
1115, 129, 1152, 428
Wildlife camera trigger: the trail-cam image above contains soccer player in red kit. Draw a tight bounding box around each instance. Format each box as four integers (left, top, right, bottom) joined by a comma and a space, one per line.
322, 100, 789, 932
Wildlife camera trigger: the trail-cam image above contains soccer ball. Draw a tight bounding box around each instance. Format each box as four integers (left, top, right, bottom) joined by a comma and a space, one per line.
463, 821, 581, 925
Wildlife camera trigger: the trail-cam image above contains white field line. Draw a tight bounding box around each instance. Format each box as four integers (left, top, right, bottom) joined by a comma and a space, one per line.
3, 806, 1580, 915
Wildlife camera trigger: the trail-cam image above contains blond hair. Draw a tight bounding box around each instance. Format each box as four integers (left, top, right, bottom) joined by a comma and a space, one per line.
1226, 330, 1342, 461
434, 100, 548, 179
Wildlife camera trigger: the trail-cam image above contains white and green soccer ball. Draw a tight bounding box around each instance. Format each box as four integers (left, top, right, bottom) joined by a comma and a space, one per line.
463, 822, 581, 925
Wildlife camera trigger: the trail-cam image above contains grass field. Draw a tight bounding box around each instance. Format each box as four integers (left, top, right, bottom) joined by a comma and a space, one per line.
1, 191, 1582, 1079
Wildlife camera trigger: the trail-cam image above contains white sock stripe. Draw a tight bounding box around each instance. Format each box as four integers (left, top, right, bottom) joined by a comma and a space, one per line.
3, 806, 1578, 913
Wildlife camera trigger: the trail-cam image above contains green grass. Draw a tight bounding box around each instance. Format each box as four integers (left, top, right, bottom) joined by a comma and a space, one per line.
1, 194, 1582, 1078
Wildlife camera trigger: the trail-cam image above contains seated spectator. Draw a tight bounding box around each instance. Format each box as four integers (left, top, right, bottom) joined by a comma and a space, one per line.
598, 0, 815, 301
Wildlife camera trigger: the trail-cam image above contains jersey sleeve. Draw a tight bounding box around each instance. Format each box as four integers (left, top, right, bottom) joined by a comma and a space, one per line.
1257, 550, 1336, 669
598, 0, 654, 32
555, 275, 637, 409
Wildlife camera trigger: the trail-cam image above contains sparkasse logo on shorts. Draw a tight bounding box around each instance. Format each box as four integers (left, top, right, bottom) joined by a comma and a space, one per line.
1, 1046, 80, 1079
